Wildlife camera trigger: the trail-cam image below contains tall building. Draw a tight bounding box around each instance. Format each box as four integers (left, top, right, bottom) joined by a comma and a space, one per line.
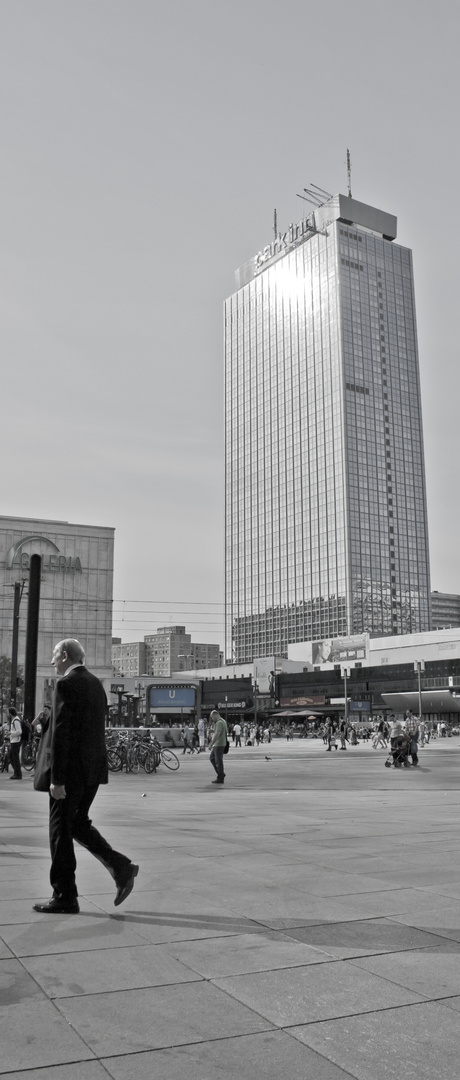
225, 193, 431, 663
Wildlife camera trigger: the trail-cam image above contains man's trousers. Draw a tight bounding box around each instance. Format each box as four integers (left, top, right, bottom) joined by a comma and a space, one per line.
49, 785, 131, 901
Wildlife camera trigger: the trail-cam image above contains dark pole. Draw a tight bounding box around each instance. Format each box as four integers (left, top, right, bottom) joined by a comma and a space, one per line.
10, 582, 23, 707
23, 555, 42, 723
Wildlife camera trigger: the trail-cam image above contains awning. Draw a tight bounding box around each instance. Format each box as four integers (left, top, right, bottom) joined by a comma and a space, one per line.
381, 690, 460, 714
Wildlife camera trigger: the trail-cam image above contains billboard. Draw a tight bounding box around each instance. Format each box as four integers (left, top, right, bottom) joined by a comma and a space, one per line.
149, 686, 196, 709
312, 635, 368, 666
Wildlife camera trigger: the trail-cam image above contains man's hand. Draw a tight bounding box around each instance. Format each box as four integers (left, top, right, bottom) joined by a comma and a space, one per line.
50, 784, 66, 800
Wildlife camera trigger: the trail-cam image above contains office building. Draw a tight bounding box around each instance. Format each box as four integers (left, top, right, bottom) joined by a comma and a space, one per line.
112, 641, 146, 678
431, 592, 460, 630
176, 643, 223, 671
225, 192, 431, 662
142, 627, 222, 677
0, 515, 114, 705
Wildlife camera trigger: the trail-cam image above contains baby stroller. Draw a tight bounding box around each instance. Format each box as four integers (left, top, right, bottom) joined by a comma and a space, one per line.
385, 733, 411, 768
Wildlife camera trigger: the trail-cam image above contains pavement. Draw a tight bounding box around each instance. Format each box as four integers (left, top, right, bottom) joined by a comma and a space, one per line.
1, 736, 460, 1080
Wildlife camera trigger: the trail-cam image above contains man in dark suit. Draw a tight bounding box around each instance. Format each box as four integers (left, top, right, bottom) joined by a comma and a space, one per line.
33, 639, 138, 914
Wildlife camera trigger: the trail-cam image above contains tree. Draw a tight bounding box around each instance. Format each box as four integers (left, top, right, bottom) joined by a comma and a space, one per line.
0, 656, 24, 720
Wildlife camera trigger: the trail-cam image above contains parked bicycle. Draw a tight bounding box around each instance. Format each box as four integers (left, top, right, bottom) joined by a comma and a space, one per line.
105, 731, 179, 773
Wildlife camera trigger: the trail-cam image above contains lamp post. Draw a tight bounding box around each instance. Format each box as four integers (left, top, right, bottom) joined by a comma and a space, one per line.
414, 660, 425, 719
341, 666, 351, 727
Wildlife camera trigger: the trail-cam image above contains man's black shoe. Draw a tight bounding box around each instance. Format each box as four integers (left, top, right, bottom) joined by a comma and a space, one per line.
114, 863, 139, 907
212, 779, 224, 784
33, 897, 80, 914
9, 775, 22, 780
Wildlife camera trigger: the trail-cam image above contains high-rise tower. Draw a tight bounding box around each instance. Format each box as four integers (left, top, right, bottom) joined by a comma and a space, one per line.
224, 193, 431, 663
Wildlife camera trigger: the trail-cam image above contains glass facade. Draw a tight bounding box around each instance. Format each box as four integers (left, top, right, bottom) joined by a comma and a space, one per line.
225, 196, 431, 663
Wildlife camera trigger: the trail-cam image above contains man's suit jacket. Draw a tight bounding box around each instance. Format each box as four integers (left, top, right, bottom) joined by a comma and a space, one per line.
51, 665, 109, 788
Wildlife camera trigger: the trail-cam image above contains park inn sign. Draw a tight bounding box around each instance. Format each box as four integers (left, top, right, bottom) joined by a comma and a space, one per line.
5, 535, 83, 574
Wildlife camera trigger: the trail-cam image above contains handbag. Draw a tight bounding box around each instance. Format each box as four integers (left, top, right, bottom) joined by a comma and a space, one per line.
33, 718, 52, 792
223, 739, 230, 754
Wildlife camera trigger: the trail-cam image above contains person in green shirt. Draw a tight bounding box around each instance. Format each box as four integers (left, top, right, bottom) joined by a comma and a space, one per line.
209, 709, 228, 785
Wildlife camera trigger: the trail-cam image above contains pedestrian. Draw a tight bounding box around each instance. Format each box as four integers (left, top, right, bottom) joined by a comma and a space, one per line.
209, 708, 228, 785
32, 704, 51, 736
197, 717, 206, 753
373, 716, 387, 749
255, 726, 261, 746
32, 638, 138, 915
389, 714, 403, 750
7, 707, 22, 780
339, 719, 348, 749
182, 724, 194, 753
404, 711, 419, 766
233, 721, 242, 747
324, 716, 337, 751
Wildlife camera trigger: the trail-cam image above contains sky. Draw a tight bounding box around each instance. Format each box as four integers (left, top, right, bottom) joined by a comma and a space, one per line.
0, 0, 459, 651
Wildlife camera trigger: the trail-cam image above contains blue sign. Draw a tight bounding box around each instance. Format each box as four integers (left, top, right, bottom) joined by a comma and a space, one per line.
350, 701, 370, 713
149, 687, 196, 709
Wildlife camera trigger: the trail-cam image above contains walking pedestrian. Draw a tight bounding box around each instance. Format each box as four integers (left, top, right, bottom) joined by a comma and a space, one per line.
197, 717, 206, 752
33, 638, 138, 914
404, 711, 420, 766
209, 709, 228, 785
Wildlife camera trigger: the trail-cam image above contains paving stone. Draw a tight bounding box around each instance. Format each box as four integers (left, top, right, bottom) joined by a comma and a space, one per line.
101, 1030, 354, 1080
283, 917, 450, 958
22, 944, 202, 997
0, 959, 48, 1005
212, 961, 424, 1026
1, 913, 149, 957
350, 944, 460, 998
0, 938, 13, 959
0, 1000, 95, 1072
162, 931, 332, 977
290, 1001, 460, 1080
0, 1064, 108, 1080
55, 981, 273, 1055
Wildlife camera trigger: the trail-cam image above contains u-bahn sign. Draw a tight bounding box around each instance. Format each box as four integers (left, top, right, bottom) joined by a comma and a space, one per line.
149, 685, 196, 709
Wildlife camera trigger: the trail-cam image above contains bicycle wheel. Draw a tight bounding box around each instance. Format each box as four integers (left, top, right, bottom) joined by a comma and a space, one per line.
107, 749, 122, 772
143, 749, 159, 773
22, 744, 35, 771
160, 748, 179, 771
127, 748, 140, 774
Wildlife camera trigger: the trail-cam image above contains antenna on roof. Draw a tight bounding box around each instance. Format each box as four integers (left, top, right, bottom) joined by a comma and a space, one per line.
309, 182, 332, 200
347, 149, 352, 198
296, 192, 319, 207
303, 187, 323, 205
273, 208, 277, 239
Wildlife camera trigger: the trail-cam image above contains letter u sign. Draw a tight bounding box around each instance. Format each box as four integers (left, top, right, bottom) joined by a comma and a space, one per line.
168, 690, 176, 700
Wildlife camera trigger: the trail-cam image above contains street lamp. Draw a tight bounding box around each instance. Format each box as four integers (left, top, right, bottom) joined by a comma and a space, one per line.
341, 667, 351, 727
414, 660, 425, 719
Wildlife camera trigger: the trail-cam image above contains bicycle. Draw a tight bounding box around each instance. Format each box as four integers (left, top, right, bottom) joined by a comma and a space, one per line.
151, 738, 179, 771
22, 737, 40, 772
0, 741, 11, 773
